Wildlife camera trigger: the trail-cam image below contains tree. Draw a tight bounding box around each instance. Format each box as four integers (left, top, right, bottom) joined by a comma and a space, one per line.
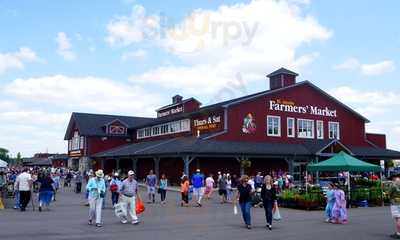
0, 147, 10, 162
16, 152, 22, 165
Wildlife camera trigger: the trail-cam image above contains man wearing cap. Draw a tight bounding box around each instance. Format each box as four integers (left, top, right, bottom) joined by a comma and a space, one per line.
389, 174, 400, 239
119, 170, 139, 224
191, 169, 205, 207
15, 168, 32, 211
86, 169, 106, 227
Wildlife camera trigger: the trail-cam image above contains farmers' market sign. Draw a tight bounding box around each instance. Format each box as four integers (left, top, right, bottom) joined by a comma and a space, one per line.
269, 99, 337, 117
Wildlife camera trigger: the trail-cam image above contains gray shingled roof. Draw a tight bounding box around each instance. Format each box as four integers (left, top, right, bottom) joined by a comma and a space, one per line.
94, 136, 311, 157
267, 67, 299, 77
64, 112, 155, 139
93, 136, 400, 159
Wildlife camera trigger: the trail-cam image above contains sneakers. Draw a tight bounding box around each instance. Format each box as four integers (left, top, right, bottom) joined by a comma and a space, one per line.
246, 225, 252, 229
96, 223, 102, 227
390, 233, 400, 239
121, 219, 128, 224
266, 224, 272, 230
88, 220, 93, 225
132, 220, 140, 225
39, 206, 42, 212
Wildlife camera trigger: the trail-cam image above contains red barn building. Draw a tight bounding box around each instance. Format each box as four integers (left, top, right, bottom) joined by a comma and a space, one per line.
64, 68, 400, 183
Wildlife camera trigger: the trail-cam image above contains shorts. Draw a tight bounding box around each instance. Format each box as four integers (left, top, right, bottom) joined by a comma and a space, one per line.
147, 186, 156, 194
192, 187, 204, 197
218, 189, 227, 196
391, 205, 400, 218
205, 186, 212, 195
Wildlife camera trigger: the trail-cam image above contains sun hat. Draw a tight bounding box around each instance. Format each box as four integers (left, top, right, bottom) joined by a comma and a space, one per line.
196, 169, 200, 172
95, 169, 104, 178
128, 170, 135, 176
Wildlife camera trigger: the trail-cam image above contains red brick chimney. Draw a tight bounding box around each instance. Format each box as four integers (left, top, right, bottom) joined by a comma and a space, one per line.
267, 68, 298, 90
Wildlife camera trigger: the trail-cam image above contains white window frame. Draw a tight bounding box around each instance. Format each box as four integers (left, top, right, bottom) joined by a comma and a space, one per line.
316, 120, 324, 139
328, 121, 340, 140
137, 118, 191, 139
297, 118, 314, 139
287, 117, 295, 138
267, 115, 281, 137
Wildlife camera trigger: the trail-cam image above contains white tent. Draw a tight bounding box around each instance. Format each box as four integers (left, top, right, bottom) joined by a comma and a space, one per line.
0, 159, 7, 168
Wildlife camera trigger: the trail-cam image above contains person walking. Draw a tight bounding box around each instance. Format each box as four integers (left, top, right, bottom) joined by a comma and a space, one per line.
389, 173, 400, 239
75, 171, 83, 194
158, 174, 168, 205
235, 175, 254, 229
191, 169, 205, 207
331, 184, 348, 224
119, 170, 140, 225
218, 174, 227, 204
15, 168, 32, 212
226, 174, 233, 202
324, 183, 335, 222
51, 173, 60, 201
110, 173, 122, 207
180, 176, 189, 207
145, 170, 157, 204
261, 175, 277, 230
86, 170, 106, 227
37, 171, 54, 212
205, 174, 215, 200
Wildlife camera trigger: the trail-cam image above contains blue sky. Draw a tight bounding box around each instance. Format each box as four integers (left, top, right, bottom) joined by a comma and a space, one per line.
0, 0, 399, 156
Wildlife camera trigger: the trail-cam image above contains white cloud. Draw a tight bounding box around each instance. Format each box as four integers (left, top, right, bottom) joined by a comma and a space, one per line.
106, 5, 160, 46
128, 0, 331, 95
333, 58, 395, 76
361, 60, 395, 76
0, 47, 38, 75
333, 57, 360, 71
3, 75, 162, 116
329, 86, 400, 150
1, 75, 165, 156
56, 32, 76, 61
122, 49, 147, 61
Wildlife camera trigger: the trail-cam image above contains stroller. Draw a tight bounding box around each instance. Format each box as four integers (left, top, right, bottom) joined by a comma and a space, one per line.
7, 182, 15, 198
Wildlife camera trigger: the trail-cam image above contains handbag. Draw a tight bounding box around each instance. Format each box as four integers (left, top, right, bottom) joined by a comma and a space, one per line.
157, 188, 161, 194
136, 197, 145, 214
99, 191, 105, 198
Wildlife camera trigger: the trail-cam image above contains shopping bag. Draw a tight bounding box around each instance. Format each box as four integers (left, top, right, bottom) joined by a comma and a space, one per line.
0, 198, 4, 210
136, 197, 145, 214
114, 202, 127, 218
233, 205, 238, 215
273, 203, 281, 221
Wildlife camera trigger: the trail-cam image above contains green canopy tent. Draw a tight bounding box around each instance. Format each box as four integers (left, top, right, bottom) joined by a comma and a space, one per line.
306, 151, 383, 206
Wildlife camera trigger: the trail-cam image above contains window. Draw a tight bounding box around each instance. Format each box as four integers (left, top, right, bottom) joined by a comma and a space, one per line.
68, 140, 72, 151
267, 115, 281, 136
152, 126, 160, 136
328, 122, 340, 139
137, 129, 144, 139
287, 118, 295, 138
297, 119, 314, 139
316, 120, 324, 139
137, 119, 191, 139
71, 131, 80, 150
80, 136, 85, 149
109, 125, 126, 135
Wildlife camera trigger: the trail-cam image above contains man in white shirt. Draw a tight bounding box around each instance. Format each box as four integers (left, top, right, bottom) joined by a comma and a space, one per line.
205, 174, 215, 200
15, 168, 32, 211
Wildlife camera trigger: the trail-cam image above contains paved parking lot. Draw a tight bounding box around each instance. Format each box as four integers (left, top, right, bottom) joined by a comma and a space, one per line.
0, 188, 395, 240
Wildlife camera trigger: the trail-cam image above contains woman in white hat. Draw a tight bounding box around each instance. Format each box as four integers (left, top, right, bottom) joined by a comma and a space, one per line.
86, 169, 106, 227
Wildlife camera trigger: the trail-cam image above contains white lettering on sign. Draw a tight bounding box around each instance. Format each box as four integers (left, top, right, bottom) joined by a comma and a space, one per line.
268, 100, 337, 117
157, 106, 183, 117
194, 115, 221, 127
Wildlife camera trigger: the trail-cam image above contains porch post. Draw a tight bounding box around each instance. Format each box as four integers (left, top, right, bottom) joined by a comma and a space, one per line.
183, 156, 195, 177
153, 157, 160, 179
100, 158, 105, 170
236, 156, 249, 176
132, 158, 137, 173
116, 158, 120, 171
315, 156, 320, 184
285, 157, 294, 176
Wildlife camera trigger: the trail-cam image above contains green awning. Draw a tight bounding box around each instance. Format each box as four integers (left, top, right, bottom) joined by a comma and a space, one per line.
307, 151, 381, 172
